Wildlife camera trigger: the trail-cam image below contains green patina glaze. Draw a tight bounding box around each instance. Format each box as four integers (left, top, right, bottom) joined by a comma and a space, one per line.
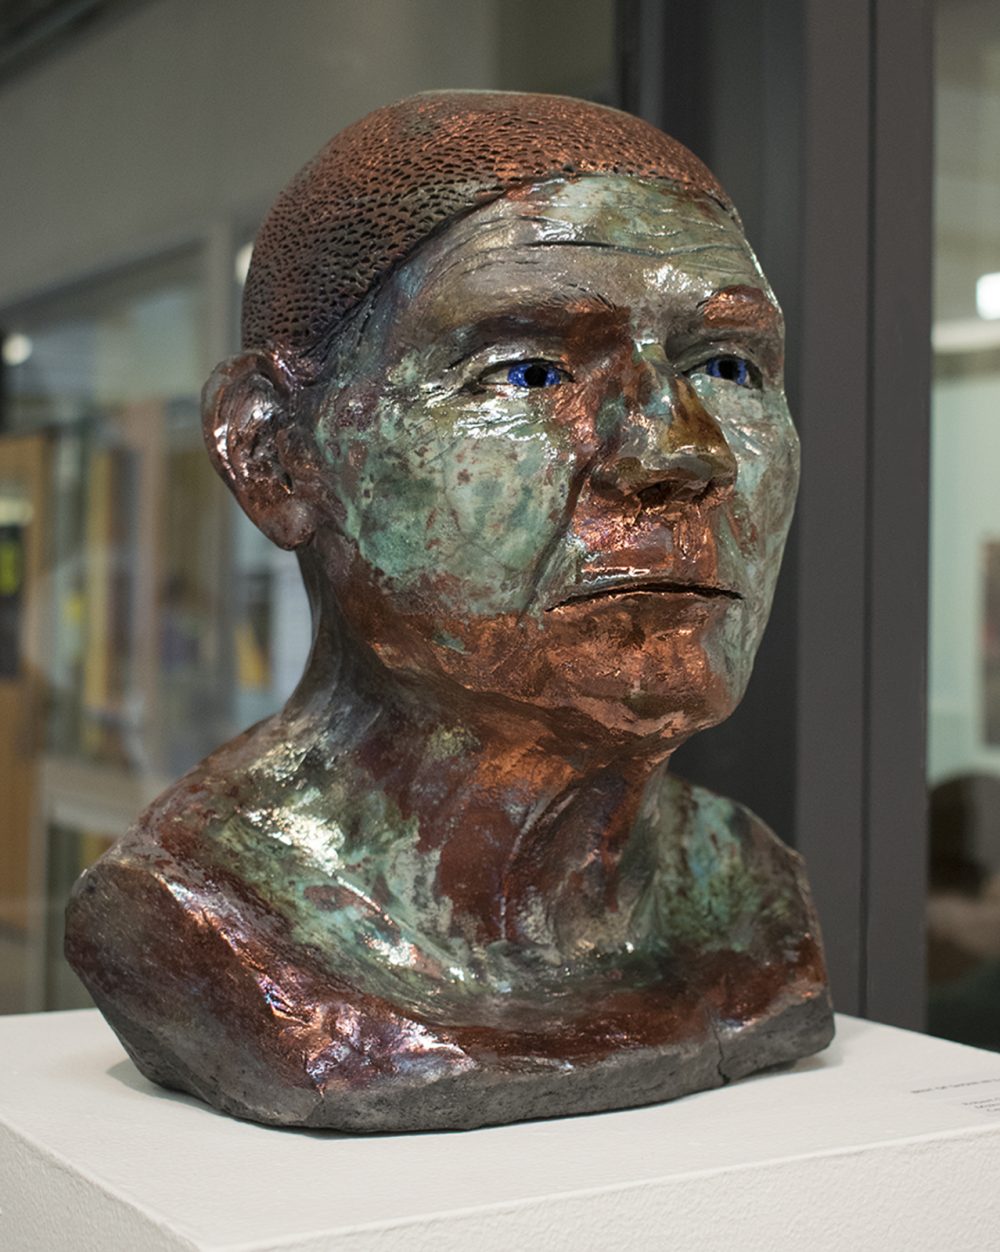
640, 786, 765, 954
424, 723, 479, 761
325, 401, 576, 617
205, 770, 468, 1009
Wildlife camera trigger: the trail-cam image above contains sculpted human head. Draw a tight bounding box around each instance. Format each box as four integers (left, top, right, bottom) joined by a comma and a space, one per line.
204, 92, 799, 744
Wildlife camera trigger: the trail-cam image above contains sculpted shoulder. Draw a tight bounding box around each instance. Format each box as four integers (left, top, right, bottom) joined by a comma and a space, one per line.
626, 770, 821, 960
64, 709, 337, 1011
96, 707, 333, 863
650, 770, 802, 868
64, 707, 449, 1029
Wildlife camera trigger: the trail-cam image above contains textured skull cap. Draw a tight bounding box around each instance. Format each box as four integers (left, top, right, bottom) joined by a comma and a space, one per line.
242, 90, 735, 376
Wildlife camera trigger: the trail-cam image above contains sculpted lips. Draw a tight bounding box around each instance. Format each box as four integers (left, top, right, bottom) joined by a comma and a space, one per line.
545, 577, 742, 611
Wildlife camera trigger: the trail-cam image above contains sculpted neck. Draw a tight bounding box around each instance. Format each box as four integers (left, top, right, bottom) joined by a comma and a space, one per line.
281, 581, 675, 947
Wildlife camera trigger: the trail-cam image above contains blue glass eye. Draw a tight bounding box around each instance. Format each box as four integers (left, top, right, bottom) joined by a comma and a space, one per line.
506, 361, 564, 388
700, 356, 754, 387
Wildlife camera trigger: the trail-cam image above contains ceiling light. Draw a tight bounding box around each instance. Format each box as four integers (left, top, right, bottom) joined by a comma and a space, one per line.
2, 333, 32, 366
976, 272, 1000, 320
1, 330, 32, 365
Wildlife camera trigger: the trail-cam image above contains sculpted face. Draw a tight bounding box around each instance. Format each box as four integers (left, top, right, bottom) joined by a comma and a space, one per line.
309, 176, 798, 740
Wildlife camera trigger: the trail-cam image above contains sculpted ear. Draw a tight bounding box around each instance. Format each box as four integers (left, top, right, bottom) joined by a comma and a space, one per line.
202, 352, 320, 550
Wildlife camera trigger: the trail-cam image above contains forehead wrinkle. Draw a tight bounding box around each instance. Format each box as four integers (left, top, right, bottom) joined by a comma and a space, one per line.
664, 241, 755, 258
508, 216, 759, 287
409, 234, 630, 328
518, 214, 738, 246
410, 227, 517, 291
513, 218, 747, 260
426, 188, 748, 277
510, 182, 741, 236
440, 237, 759, 288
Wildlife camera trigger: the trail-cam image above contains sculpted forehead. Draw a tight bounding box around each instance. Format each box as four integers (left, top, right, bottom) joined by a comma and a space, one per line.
503, 175, 752, 254
378, 176, 781, 361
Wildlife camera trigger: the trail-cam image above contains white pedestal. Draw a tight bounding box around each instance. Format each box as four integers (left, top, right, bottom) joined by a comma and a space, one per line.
2, 1010, 1000, 1251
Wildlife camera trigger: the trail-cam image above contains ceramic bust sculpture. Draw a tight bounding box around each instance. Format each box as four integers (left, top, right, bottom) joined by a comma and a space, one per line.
66, 92, 834, 1131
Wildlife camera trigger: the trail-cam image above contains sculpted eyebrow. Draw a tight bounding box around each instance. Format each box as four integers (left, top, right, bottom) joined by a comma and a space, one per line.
695, 285, 782, 337
440, 295, 624, 368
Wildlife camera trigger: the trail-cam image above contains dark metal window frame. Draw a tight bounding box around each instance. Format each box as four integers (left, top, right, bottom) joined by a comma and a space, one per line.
617, 0, 933, 1026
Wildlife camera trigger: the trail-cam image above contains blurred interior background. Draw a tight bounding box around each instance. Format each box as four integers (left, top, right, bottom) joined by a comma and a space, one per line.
1, 0, 998, 1055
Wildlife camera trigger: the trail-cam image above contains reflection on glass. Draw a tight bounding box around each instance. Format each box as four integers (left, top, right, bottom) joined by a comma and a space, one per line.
928, 0, 1000, 1051
0, 253, 310, 1013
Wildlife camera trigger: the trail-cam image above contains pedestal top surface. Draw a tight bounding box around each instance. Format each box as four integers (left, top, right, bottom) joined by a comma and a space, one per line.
3, 1010, 1000, 1250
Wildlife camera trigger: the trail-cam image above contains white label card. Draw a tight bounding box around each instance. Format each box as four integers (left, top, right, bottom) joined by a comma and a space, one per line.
909, 1075, 1000, 1119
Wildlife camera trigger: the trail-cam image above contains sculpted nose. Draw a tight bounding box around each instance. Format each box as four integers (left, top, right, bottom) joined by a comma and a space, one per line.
591, 358, 738, 504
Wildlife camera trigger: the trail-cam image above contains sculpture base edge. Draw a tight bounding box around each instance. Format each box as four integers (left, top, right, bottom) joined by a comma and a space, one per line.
99, 990, 832, 1133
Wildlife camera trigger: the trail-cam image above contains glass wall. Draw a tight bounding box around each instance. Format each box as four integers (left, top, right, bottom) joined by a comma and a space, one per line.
0, 249, 315, 1010
927, 0, 1000, 1049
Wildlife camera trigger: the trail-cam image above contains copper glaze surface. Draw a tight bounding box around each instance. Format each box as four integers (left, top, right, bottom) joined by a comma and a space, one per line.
242, 91, 732, 372
66, 92, 833, 1133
